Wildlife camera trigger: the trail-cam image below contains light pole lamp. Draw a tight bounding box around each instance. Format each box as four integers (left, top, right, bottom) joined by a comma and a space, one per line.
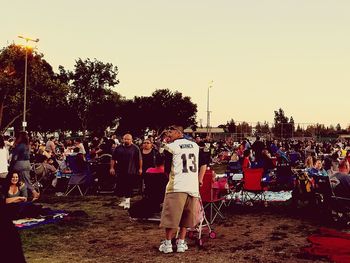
206, 80, 213, 137
17, 35, 39, 131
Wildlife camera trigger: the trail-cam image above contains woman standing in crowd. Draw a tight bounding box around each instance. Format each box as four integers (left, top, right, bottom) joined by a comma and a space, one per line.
10, 132, 39, 200
141, 138, 158, 194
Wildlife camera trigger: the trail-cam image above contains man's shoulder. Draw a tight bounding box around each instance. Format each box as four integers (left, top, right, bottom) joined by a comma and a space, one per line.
130, 144, 141, 151
117, 144, 140, 153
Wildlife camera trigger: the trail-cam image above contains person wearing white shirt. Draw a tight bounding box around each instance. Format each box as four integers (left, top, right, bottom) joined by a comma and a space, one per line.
158, 125, 207, 254
0, 135, 10, 193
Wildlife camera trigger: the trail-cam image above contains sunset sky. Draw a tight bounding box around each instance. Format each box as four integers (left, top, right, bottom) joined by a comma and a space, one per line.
2, 0, 350, 128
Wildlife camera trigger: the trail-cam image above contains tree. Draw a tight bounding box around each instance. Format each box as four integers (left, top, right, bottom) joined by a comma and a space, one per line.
117, 89, 197, 137
0, 44, 68, 133
288, 116, 295, 138
272, 108, 294, 138
116, 96, 152, 137
336, 123, 341, 131
28, 79, 72, 133
261, 121, 271, 134
294, 124, 303, 137
226, 119, 236, 133
0, 44, 28, 132
87, 89, 123, 135
66, 58, 120, 137
149, 89, 197, 131
305, 125, 316, 137
0, 63, 16, 131
236, 122, 252, 140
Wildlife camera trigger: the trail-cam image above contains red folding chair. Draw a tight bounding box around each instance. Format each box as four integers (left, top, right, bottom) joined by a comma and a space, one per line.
200, 168, 226, 224
241, 168, 268, 205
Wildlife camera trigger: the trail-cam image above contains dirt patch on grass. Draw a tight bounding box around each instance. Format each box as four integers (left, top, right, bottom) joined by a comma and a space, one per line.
18, 194, 342, 263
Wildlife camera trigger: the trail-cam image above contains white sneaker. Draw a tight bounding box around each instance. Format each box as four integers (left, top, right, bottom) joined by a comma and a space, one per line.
176, 240, 188, 253
118, 198, 126, 207
159, 240, 173, 253
124, 198, 130, 209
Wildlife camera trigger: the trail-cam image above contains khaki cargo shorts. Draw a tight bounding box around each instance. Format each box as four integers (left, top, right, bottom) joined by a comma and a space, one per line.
159, 192, 198, 229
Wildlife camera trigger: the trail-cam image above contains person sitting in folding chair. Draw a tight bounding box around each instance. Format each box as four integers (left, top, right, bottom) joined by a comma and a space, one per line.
33, 154, 58, 192
65, 149, 91, 196
308, 158, 328, 178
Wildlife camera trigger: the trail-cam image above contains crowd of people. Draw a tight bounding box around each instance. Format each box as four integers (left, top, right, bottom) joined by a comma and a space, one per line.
1, 129, 350, 255
0, 131, 164, 217
205, 135, 350, 199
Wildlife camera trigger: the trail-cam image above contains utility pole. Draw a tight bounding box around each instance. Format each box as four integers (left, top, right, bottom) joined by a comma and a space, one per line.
18, 35, 39, 131
206, 80, 213, 138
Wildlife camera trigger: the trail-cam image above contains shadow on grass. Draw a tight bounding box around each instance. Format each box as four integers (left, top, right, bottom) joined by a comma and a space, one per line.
20, 215, 89, 251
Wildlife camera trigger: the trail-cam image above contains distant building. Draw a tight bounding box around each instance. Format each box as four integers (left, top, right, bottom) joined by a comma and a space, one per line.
338, 134, 350, 140
184, 127, 227, 140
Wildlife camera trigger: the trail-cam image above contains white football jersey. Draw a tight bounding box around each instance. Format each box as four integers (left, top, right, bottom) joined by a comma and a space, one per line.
164, 138, 200, 197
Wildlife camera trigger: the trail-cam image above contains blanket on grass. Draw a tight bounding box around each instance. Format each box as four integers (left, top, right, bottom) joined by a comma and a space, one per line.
13, 211, 68, 230
303, 227, 350, 263
226, 190, 292, 202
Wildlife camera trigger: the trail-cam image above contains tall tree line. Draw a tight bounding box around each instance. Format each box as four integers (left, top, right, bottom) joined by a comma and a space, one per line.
0, 44, 197, 137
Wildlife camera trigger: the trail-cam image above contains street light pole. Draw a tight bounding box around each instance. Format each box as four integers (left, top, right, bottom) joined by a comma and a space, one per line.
18, 35, 39, 131
23, 45, 28, 132
206, 81, 213, 138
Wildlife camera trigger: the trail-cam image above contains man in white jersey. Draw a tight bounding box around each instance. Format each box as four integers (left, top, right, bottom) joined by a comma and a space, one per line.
159, 125, 207, 253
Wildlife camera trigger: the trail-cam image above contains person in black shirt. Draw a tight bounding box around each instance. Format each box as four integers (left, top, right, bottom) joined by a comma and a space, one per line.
251, 136, 265, 163
141, 138, 158, 194
110, 134, 142, 209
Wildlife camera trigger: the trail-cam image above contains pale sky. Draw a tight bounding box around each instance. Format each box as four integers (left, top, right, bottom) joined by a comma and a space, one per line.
2, 0, 350, 128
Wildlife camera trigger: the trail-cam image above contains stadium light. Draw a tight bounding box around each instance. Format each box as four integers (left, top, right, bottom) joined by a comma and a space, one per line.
17, 35, 39, 131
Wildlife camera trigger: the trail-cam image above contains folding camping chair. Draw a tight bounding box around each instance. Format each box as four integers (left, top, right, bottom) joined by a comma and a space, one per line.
199, 168, 226, 224
64, 154, 90, 196
91, 154, 116, 194
31, 163, 57, 194
241, 168, 268, 205
321, 176, 350, 224
31, 163, 45, 192
275, 164, 294, 190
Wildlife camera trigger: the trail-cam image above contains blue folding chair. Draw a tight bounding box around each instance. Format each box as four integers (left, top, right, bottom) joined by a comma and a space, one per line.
64, 154, 91, 196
